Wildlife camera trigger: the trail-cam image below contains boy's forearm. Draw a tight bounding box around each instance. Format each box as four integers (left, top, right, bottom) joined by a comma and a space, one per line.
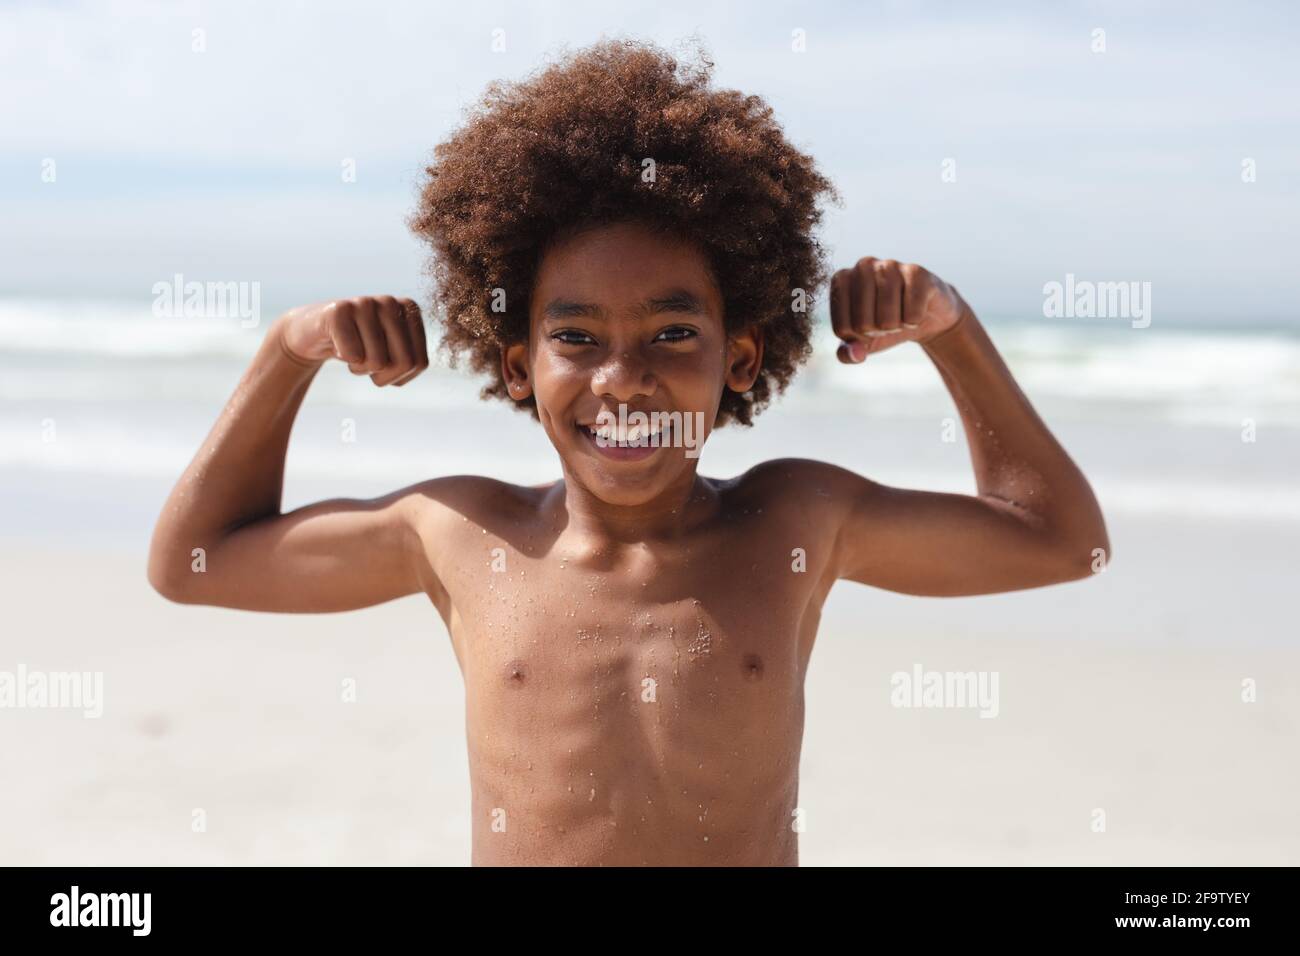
922, 306, 1108, 550
148, 318, 321, 588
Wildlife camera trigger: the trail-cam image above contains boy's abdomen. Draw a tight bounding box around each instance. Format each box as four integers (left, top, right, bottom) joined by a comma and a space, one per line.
458, 595, 811, 866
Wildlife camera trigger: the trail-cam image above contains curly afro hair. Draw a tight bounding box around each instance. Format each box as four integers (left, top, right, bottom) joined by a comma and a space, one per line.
409, 36, 839, 426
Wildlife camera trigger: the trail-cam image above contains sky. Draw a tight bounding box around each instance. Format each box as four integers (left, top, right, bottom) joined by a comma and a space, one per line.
3, 0, 1299, 324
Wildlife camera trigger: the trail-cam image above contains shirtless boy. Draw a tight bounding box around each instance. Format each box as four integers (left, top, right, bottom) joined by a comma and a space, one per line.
148, 40, 1108, 866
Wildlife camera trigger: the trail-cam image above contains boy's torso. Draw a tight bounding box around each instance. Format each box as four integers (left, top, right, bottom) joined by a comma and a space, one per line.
413, 461, 845, 865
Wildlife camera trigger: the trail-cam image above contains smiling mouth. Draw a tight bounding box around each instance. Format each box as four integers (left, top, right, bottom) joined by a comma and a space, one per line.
575, 420, 674, 461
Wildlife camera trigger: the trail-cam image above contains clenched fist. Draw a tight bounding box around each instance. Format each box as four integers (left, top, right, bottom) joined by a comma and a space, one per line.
829, 258, 969, 363
276, 296, 429, 386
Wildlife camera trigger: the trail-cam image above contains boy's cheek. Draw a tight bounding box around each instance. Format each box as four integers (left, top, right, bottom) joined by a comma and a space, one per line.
533, 402, 570, 444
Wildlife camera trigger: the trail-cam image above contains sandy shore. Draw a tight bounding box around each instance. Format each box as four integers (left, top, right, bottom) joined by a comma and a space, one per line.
2, 513, 1296, 866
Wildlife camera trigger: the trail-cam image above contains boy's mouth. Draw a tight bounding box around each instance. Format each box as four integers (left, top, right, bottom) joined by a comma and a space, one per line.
575, 419, 673, 462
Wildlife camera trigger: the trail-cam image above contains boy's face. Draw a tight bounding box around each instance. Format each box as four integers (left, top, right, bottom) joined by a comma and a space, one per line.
503, 220, 762, 507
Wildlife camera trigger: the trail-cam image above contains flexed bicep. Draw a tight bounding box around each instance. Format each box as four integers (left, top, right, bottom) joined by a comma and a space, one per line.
836, 480, 1099, 597
148, 295, 438, 613
153, 485, 438, 613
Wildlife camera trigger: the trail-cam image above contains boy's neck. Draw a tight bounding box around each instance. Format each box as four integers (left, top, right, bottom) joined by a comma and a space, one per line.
550, 467, 717, 546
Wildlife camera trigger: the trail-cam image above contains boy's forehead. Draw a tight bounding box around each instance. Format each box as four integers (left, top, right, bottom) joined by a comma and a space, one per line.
532, 223, 721, 310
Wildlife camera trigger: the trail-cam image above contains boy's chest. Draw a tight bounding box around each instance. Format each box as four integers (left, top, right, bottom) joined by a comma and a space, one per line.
435, 528, 833, 714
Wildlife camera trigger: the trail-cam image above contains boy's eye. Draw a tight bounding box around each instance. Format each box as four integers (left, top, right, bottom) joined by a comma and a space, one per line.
654, 326, 697, 343
552, 329, 597, 345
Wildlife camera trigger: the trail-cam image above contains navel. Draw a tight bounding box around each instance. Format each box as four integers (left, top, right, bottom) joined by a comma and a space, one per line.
741, 653, 764, 681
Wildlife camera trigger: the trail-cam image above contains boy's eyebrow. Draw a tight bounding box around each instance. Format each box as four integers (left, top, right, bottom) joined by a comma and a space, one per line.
647, 289, 708, 314
541, 288, 709, 320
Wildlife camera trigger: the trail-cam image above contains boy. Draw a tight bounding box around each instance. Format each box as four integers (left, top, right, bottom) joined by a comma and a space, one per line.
148, 39, 1108, 866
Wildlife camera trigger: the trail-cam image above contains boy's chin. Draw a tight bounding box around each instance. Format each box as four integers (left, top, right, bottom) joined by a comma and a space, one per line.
559, 454, 697, 507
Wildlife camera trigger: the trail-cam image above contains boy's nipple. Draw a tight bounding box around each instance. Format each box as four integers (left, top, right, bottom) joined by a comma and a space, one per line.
505, 659, 529, 687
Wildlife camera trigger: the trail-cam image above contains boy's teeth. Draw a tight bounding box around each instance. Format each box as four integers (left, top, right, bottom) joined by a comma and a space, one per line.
586, 421, 665, 444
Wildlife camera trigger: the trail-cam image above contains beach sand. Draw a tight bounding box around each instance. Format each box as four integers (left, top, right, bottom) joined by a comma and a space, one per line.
3, 508, 1296, 866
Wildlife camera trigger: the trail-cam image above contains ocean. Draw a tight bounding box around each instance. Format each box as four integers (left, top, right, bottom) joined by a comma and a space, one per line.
1, 297, 1298, 547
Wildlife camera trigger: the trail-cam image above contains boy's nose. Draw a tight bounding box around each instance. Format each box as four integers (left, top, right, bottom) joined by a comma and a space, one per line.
590, 351, 658, 402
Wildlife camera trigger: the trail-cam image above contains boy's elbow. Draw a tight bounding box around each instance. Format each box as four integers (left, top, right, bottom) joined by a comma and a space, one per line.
148, 563, 190, 604
147, 546, 201, 604
1052, 526, 1111, 584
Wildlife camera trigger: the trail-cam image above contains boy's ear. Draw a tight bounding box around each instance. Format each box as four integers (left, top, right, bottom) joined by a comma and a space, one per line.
501, 343, 533, 400
724, 324, 764, 394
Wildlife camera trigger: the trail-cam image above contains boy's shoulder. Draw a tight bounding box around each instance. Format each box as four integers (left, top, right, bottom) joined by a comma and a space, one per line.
715, 457, 875, 523
398, 474, 554, 538
723, 457, 871, 497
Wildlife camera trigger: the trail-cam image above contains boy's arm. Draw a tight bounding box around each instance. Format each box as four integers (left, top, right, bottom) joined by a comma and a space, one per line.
147, 296, 441, 613
826, 258, 1109, 597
